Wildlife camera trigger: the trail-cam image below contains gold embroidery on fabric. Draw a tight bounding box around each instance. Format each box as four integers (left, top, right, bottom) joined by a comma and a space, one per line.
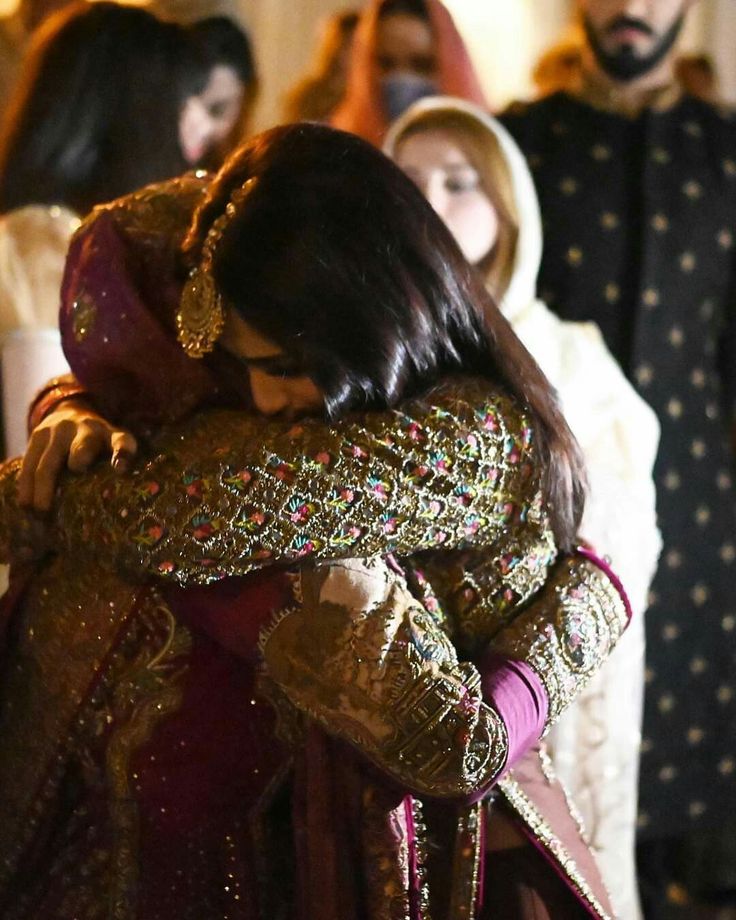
412, 798, 432, 920
447, 802, 484, 919
362, 783, 412, 920
261, 558, 509, 798
45, 380, 550, 589
491, 555, 629, 729
0, 558, 140, 898
105, 594, 191, 920
498, 776, 613, 920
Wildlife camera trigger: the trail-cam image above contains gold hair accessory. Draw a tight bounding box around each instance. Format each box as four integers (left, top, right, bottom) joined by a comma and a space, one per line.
177, 178, 256, 358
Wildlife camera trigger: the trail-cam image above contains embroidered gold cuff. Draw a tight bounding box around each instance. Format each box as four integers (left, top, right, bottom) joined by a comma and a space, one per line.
491, 553, 629, 729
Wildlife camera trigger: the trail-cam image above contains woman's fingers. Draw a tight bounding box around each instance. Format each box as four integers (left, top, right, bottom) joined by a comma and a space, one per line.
17, 427, 51, 507
19, 403, 138, 512
110, 429, 138, 474
67, 421, 108, 473
33, 421, 81, 512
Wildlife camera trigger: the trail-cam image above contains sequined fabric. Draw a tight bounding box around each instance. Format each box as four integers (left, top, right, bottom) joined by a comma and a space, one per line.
492, 554, 630, 729
2, 380, 548, 586
261, 556, 509, 799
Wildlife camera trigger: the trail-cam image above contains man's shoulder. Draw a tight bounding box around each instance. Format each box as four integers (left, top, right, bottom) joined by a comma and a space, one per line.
501, 91, 572, 118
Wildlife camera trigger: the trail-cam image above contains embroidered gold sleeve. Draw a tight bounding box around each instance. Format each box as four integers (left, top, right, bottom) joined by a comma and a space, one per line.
38, 379, 545, 585
411, 519, 558, 652
260, 557, 509, 798
490, 553, 630, 729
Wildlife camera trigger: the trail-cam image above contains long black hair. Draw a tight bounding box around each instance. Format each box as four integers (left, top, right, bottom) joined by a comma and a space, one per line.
0, 2, 208, 215
185, 122, 585, 548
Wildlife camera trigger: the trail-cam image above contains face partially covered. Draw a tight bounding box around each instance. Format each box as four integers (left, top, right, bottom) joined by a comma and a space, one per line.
579, 0, 693, 82
375, 13, 439, 121
218, 310, 323, 419
375, 12, 438, 79
395, 128, 498, 267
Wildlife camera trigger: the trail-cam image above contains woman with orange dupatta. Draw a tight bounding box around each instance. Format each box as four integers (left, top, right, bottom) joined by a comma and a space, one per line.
331, 0, 487, 146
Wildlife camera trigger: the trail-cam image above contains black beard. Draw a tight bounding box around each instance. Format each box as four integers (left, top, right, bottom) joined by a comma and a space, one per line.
583, 13, 685, 83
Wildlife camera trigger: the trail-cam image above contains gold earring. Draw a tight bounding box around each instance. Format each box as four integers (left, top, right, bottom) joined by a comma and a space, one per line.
176, 265, 226, 359
176, 178, 256, 358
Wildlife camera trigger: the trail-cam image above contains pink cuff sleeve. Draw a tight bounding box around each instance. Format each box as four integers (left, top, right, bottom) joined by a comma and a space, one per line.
479, 650, 548, 772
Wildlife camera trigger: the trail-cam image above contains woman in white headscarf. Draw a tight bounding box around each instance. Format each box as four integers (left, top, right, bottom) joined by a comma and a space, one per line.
386, 97, 662, 920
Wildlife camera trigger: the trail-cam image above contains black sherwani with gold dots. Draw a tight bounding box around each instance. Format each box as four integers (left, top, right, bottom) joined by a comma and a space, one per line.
502, 90, 736, 839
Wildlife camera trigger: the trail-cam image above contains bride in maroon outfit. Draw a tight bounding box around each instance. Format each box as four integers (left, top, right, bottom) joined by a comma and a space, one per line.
0, 124, 629, 918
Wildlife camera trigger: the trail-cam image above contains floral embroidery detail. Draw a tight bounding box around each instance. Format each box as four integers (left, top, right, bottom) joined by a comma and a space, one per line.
37, 380, 552, 588
326, 487, 358, 511
330, 525, 363, 547
267, 457, 297, 484
190, 514, 222, 541
418, 498, 444, 520
222, 468, 254, 491
309, 451, 332, 470
235, 509, 269, 532
133, 520, 165, 546
134, 480, 161, 500
476, 404, 500, 431
287, 497, 315, 525
492, 554, 629, 728
291, 535, 320, 557
182, 473, 208, 500
367, 476, 390, 500
380, 512, 401, 535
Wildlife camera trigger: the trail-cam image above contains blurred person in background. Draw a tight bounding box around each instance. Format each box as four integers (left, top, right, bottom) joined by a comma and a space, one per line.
501, 1, 736, 916
387, 95, 662, 919
283, 9, 359, 124
0, 1, 223, 458
532, 30, 584, 99
331, 0, 486, 147
181, 16, 259, 168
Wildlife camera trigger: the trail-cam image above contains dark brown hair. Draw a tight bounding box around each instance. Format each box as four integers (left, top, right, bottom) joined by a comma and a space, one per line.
185, 122, 585, 548
0, 2, 206, 215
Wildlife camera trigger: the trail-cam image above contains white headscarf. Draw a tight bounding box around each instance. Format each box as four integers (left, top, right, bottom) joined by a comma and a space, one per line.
383, 95, 542, 323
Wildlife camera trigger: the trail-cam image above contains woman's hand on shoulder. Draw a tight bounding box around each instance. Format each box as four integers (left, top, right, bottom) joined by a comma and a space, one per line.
17, 400, 138, 512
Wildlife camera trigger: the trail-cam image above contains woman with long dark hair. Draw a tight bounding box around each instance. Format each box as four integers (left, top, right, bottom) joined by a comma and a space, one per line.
0, 1, 216, 455
0, 124, 628, 918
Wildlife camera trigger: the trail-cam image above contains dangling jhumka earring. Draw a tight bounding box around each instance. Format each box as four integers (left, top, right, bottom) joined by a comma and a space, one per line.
176, 177, 256, 358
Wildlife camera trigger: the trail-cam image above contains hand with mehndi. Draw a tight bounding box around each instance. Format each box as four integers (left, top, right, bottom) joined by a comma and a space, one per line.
17, 400, 138, 513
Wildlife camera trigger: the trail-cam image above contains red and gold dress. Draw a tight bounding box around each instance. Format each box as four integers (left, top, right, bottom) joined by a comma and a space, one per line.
0, 179, 630, 919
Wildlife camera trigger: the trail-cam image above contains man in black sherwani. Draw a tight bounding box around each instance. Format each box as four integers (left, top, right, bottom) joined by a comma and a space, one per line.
502, 2, 736, 917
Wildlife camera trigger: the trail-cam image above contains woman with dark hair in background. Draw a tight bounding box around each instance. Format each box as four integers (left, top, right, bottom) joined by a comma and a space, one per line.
0, 123, 628, 918
185, 15, 259, 168
0, 1, 223, 456
331, 0, 487, 146
283, 9, 359, 124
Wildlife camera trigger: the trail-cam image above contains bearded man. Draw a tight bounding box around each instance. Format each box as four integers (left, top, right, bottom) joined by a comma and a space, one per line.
502, 2, 736, 917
